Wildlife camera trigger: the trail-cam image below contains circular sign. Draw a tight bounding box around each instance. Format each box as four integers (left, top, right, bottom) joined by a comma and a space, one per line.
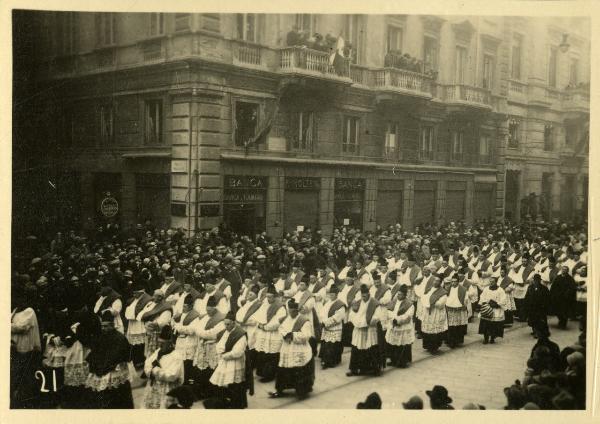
101, 197, 119, 218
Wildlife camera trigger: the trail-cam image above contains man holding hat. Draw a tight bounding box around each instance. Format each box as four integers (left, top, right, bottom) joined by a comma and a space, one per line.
124, 283, 152, 368
269, 299, 314, 399
347, 284, 382, 377
385, 284, 414, 368
191, 295, 226, 398
139, 290, 173, 359
318, 284, 346, 369
254, 284, 287, 383
142, 325, 184, 408
93, 284, 124, 334
209, 311, 252, 409
85, 311, 134, 408
172, 294, 201, 385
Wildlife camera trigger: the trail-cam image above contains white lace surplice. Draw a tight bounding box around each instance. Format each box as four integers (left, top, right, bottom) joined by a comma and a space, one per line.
278, 317, 312, 368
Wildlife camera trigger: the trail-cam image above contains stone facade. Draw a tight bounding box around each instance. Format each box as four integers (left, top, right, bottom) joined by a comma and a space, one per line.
14, 13, 589, 237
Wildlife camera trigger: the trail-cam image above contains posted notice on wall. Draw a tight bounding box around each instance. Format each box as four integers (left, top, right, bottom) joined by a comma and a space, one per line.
343, 219, 350, 226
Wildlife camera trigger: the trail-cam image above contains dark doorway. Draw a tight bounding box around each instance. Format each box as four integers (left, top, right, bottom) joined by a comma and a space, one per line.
225, 206, 256, 236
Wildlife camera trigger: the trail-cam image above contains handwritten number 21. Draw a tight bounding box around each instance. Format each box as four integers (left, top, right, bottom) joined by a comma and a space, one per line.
35, 370, 57, 393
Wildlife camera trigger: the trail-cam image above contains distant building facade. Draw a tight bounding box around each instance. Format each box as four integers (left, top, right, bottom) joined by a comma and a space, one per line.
13, 12, 589, 237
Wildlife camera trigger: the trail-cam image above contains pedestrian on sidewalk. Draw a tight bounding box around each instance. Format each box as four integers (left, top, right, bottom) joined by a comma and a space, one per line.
525, 274, 551, 338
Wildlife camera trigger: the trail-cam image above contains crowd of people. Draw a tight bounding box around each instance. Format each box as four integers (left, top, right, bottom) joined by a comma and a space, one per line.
10, 218, 588, 409
355, 317, 586, 410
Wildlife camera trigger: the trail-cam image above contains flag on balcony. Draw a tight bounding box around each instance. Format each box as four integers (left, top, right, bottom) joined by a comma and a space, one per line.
244, 81, 290, 149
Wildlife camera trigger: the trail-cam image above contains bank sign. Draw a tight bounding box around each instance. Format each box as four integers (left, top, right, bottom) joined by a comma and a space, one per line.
100, 195, 119, 218
225, 175, 268, 189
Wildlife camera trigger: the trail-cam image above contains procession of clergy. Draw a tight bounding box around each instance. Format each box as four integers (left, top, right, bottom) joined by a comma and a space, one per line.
44, 231, 586, 409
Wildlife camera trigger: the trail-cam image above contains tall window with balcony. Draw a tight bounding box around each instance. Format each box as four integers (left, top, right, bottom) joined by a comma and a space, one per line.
346, 15, 364, 64
342, 116, 360, 154
511, 34, 522, 80
569, 58, 579, 86
174, 13, 191, 32
296, 14, 315, 33
423, 36, 439, 72
95, 13, 116, 47
419, 125, 435, 160
384, 122, 399, 159
548, 47, 558, 88
451, 130, 464, 162
55, 12, 77, 55
291, 112, 316, 152
482, 54, 495, 90
479, 133, 492, 164
565, 123, 578, 147
234, 101, 259, 147
386, 25, 403, 54
237, 13, 259, 43
544, 124, 554, 151
455, 46, 468, 84
100, 104, 114, 145
149, 13, 165, 37
508, 119, 520, 148
145, 100, 163, 145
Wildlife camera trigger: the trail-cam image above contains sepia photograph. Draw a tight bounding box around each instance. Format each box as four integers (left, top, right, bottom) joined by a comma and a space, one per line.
9, 4, 592, 412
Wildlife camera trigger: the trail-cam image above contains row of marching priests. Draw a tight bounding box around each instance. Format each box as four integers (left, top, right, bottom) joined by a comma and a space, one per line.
22, 238, 585, 409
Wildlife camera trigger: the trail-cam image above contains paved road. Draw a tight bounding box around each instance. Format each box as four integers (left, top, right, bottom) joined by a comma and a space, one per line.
131, 316, 580, 409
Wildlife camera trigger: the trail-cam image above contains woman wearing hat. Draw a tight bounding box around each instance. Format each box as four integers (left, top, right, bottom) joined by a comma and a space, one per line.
142, 325, 184, 408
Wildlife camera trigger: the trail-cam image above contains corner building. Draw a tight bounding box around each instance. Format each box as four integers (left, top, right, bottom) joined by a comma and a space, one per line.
18, 13, 589, 237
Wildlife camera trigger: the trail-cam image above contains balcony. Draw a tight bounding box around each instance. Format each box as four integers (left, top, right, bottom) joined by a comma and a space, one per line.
507, 79, 528, 104
562, 88, 590, 114
278, 47, 352, 84
372, 68, 434, 99
440, 84, 493, 110
232, 40, 265, 68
